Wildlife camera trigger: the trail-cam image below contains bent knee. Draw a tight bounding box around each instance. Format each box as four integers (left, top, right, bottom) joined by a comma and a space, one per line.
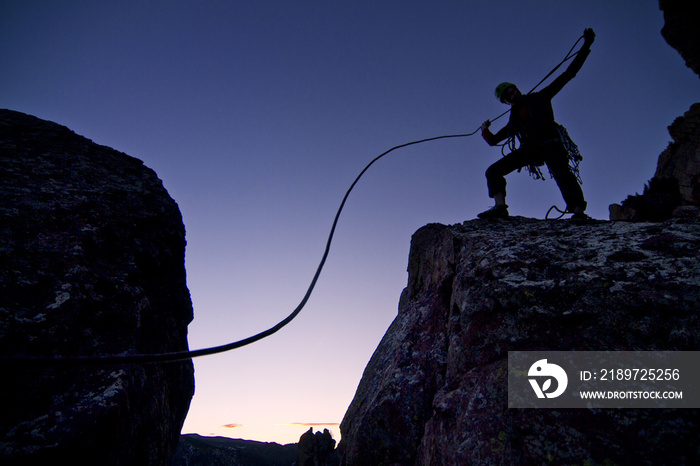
485, 164, 500, 179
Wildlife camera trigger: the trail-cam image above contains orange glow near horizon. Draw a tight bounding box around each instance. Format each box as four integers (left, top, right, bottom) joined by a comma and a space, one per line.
221, 423, 244, 429
279, 422, 340, 427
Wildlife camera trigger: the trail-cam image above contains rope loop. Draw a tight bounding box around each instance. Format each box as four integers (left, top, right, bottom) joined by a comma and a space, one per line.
545, 205, 570, 220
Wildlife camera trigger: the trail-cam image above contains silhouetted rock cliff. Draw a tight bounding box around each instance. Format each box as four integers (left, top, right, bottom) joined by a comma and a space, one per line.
609, 0, 699, 220
338, 218, 699, 465
660, 0, 700, 76
610, 102, 700, 221
0, 109, 194, 465
655, 103, 700, 207
296, 428, 340, 466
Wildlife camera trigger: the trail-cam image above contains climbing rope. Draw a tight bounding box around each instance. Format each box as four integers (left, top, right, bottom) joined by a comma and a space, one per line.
3, 33, 587, 365
545, 205, 570, 220
5, 133, 474, 366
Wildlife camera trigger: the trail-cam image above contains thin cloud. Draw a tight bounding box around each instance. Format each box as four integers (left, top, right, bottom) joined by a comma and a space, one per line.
280, 422, 340, 427
221, 423, 245, 429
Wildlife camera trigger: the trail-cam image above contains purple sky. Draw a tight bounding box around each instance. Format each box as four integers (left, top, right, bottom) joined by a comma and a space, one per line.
2, 1, 698, 444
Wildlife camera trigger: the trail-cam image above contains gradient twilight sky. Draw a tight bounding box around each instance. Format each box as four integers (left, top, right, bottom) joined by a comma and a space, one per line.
2, 1, 698, 445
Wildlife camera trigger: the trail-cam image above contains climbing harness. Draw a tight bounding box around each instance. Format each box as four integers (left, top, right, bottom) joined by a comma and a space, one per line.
2, 32, 588, 366
506, 122, 583, 184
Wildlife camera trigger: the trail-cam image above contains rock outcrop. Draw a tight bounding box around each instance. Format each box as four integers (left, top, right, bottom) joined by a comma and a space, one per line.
611, 103, 700, 221
297, 428, 339, 466
0, 109, 194, 465
338, 218, 699, 465
655, 103, 700, 207
660, 0, 700, 76
609, 0, 700, 220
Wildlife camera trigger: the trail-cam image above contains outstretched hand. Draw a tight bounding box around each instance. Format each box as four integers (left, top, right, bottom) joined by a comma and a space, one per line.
583, 28, 595, 46
481, 120, 491, 132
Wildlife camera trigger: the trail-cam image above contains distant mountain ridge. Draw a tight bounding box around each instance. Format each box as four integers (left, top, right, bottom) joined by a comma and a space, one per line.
172, 434, 297, 466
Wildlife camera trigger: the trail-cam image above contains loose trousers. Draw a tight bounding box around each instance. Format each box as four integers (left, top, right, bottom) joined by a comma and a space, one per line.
485, 141, 586, 212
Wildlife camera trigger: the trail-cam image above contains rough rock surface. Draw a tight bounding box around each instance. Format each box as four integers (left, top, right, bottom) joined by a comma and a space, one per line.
655, 103, 700, 206
338, 218, 699, 465
0, 109, 194, 465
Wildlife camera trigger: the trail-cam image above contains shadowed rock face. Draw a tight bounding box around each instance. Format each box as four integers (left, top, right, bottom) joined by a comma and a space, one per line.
660, 0, 700, 201
338, 218, 699, 465
0, 109, 194, 465
654, 103, 700, 207
660, 0, 700, 76
609, 0, 700, 221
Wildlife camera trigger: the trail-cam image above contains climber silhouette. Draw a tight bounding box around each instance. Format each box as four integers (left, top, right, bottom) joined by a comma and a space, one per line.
478, 28, 596, 220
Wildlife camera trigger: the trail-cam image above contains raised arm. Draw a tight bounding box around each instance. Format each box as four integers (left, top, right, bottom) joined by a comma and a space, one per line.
540, 28, 595, 99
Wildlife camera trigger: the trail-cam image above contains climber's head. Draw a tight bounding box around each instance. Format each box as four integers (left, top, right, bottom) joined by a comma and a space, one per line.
495, 82, 521, 104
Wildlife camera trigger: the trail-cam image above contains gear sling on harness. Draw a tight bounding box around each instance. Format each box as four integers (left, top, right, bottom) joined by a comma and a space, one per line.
510, 123, 583, 184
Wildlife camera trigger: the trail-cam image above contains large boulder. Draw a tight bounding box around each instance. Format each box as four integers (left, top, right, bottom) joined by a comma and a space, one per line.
338, 218, 699, 465
0, 109, 194, 465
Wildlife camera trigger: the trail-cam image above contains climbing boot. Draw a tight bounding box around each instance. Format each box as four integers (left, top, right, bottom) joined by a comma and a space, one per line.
477, 204, 509, 219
